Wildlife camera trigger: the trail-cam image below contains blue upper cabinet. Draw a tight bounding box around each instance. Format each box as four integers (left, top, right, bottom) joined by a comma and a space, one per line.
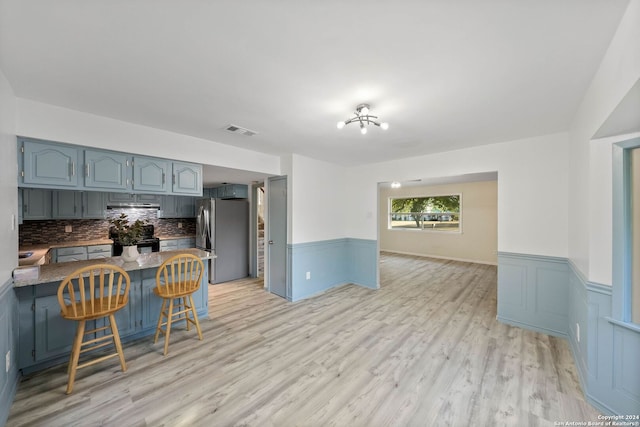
84, 149, 130, 190
21, 139, 80, 187
132, 156, 170, 193
51, 190, 82, 219
22, 188, 52, 220
18, 138, 203, 196
172, 162, 202, 195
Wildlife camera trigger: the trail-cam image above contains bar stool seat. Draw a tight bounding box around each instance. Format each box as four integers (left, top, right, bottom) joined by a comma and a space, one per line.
57, 264, 131, 394
153, 253, 205, 355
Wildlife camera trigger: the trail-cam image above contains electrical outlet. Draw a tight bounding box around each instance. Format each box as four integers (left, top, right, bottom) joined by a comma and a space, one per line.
65, 225, 72, 233
5, 350, 10, 373
306, 271, 311, 280
178, 222, 183, 229
576, 323, 580, 342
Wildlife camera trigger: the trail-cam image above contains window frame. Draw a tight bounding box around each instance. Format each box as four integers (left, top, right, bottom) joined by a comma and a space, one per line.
387, 193, 463, 234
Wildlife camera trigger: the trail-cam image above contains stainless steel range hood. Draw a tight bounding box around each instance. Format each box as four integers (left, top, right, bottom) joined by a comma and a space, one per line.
106, 202, 160, 209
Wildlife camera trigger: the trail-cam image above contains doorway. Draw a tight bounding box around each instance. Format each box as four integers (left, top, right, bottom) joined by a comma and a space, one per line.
250, 182, 265, 280
267, 176, 287, 299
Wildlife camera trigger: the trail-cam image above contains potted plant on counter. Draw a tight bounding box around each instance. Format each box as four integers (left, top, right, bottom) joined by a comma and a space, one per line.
109, 213, 147, 262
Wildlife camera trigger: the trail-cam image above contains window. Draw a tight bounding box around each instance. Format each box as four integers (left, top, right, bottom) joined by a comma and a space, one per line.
389, 194, 461, 232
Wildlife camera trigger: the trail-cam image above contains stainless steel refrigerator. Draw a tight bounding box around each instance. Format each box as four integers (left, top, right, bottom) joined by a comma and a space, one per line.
196, 198, 249, 284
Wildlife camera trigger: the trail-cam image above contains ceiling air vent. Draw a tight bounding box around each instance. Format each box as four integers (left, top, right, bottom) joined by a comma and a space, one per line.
224, 124, 258, 136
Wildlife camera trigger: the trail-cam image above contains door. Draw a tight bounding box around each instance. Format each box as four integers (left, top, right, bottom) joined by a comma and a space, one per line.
249, 182, 264, 278
82, 192, 106, 218
172, 162, 202, 195
132, 156, 170, 193
213, 199, 249, 283
22, 188, 52, 220
267, 176, 287, 298
51, 190, 82, 219
35, 295, 82, 361
22, 140, 80, 187
84, 149, 129, 190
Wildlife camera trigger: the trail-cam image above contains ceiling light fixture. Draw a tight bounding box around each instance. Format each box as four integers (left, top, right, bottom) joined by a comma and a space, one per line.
391, 181, 402, 189
337, 103, 389, 134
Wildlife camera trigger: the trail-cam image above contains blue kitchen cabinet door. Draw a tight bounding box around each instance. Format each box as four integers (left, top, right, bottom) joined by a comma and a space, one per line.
84, 149, 130, 190
22, 139, 80, 187
22, 188, 52, 220
52, 190, 82, 219
207, 187, 218, 198
141, 275, 164, 330
136, 193, 162, 204
177, 237, 196, 249
193, 264, 209, 315
158, 195, 195, 218
177, 196, 196, 217
34, 295, 87, 362
172, 162, 202, 195
18, 188, 23, 224
98, 283, 138, 339
214, 184, 248, 199
158, 195, 178, 218
133, 156, 170, 193
107, 192, 135, 203
82, 192, 107, 218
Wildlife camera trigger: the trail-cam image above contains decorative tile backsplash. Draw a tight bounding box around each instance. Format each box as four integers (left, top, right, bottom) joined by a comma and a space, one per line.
19, 208, 196, 246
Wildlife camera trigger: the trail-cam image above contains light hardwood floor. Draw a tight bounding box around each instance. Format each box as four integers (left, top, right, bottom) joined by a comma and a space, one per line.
7, 253, 599, 426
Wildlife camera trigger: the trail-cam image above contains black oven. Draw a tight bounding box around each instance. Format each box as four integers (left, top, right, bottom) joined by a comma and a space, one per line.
110, 224, 160, 256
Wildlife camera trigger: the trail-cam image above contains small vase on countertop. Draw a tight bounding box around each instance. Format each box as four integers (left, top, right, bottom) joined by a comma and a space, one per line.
121, 245, 139, 262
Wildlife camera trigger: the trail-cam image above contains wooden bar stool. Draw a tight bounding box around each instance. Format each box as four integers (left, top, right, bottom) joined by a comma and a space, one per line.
57, 264, 131, 394
153, 253, 205, 355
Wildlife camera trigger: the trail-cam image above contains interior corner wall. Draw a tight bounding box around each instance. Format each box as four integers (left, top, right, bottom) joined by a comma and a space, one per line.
569, 0, 640, 283
379, 180, 498, 264
285, 154, 376, 301
0, 71, 17, 282
0, 67, 20, 427
15, 98, 281, 176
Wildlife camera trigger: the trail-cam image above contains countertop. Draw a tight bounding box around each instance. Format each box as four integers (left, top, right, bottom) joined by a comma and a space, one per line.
13, 248, 215, 287
19, 239, 114, 267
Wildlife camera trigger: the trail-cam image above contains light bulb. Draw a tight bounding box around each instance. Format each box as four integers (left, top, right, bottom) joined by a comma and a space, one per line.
380, 122, 389, 130
337, 121, 346, 129
360, 126, 367, 135
391, 181, 401, 189
360, 106, 369, 116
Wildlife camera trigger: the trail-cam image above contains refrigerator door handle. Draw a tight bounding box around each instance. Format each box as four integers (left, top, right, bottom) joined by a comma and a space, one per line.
197, 203, 208, 248
204, 208, 211, 248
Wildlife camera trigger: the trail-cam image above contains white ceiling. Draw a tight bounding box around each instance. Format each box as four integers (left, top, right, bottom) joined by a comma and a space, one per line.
0, 1, 631, 184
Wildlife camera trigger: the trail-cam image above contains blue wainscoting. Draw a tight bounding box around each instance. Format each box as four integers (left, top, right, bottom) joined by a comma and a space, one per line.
288, 238, 377, 302
498, 251, 640, 415
567, 263, 640, 416
497, 252, 569, 337
0, 277, 19, 427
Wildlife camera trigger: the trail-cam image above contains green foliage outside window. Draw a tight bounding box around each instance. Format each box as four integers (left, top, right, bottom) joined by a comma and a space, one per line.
390, 195, 460, 231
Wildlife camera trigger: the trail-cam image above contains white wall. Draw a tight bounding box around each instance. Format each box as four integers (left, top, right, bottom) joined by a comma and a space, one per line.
288, 154, 347, 244
569, 0, 640, 284
0, 68, 18, 284
346, 132, 569, 258
15, 99, 281, 176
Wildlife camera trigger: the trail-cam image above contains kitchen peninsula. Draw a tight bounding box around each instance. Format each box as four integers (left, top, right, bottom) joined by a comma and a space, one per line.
13, 248, 213, 374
